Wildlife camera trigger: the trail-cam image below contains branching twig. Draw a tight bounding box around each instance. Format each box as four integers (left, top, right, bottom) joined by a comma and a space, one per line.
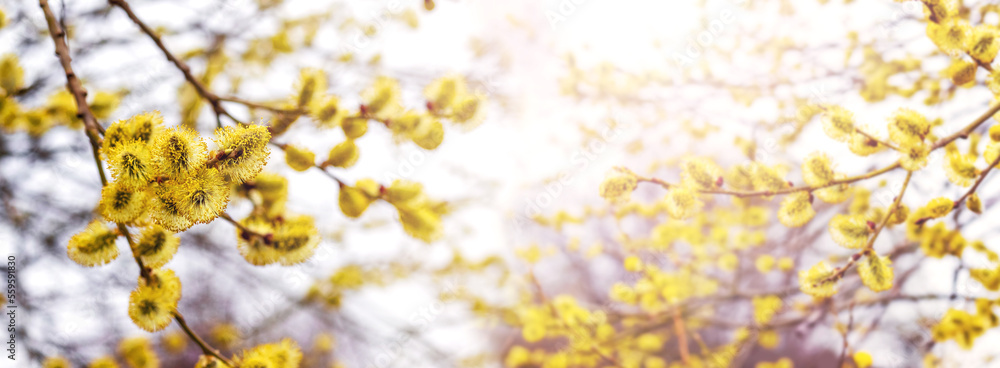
638, 99, 1000, 199
109, 0, 352, 190
107, 0, 230, 121
953, 153, 1000, 210
39, 3, 237, 364
817, 171, 912, 286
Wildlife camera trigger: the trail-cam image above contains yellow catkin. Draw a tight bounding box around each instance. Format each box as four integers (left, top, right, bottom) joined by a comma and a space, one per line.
449, 93, 487, 130
969, 25, 1000, 65
799, 261, 838, 298
310, 95, 347, 128
294, 68, 327, 108
67, 221, 120, 267
100, 182, 147, 223
397, 204, 443, 243
283, 144, 316, 172
778, 192, 815, 227
664, 187, 703, 219
170, 167, 230, 224
213, 124, 272, 183
361, 76, 403, 120
945, 153, 978, 187
136, 225, 180, 269
342, 117, 368, 139
681, 157, 722, 189
599, 171, 637, 204
107, 141, 154, 192
325, 140, 359, 169
829, 214, 871, 249
424, 74, 468, 112
410, 115, 445, 150
119, 337, 160, 368
339, 185, 375, 218
236, 338, 303, 368
967, 193, 983, 214
802, 152, 836, 186
925, 197, 954, 218
858, 254, 894, 292
151, 127, 207, 178
42, 357, 71, 368
128, 274, 179, 333
821, 106, 855, 142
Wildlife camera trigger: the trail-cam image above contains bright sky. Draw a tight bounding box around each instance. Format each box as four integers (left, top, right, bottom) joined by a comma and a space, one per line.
4, 0, 1000, 366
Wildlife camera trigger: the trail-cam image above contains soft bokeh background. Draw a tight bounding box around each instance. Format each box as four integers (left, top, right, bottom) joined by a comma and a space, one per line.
3, 0, 1000, 367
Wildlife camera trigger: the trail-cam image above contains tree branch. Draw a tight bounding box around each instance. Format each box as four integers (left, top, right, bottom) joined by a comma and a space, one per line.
38, 0, 107, 185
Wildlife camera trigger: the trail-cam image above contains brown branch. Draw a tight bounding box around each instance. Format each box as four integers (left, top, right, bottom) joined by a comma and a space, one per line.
109, 0, 355, 190
816, 171, 912, 287
39, 0, 107, 186
638, 99, 1000, 199
109, 0, 306, 123
219, 95, 307, 115
118, 224, 151, 281
953, 152, 1000, 210
108, 0, 229, 119
639, 162, 900, 198
219, 212, 271, 242
853, 127, 898, 151
174, 312, 236, 366
40, 2, 236, 366
671, 307, 691, 366
931, 100, 1000, 150
837, 302, 855, 368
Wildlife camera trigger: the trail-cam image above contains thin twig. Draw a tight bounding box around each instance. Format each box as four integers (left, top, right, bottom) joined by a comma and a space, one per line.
174, 312, 236, 366
118, 224, 150, 281
219, 212, 269, 240
40, 3, 237, 363
838, 302, 855, 368
38, 0, 107, 185
672, 307, 691, 366
638, 99, 1000, 199
817, 171, 912, 286
953, 153, 1000, 210
853, 127, 899, 151
110, 0, 353, 190
108, 0, 228, 119
219, 95, 307, 115
639, 162, 900, 198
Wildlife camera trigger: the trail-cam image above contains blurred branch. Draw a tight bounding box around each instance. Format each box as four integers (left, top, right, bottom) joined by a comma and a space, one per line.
637, 99, 1000, 199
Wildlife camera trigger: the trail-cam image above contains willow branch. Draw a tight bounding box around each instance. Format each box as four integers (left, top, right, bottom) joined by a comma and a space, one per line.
837, 303, 855, 368
816, 171, 912, 286
671, 307, 691, 366
931, 99, 1000, 150
118, 224, 151, 281
853, 127, 898, 151
42, 3, 237, 362
39, 0, 107, 185
174, 312, 236, 366
639, 162, 899, 198
110, 0, 354, 191
108, 0, 229, 118
219, 95, 306, 115
639, 99, 1000, 199
953, 152, 1000, 210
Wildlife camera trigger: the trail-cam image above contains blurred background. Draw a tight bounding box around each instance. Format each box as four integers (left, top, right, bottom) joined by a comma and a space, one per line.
2, 0, 1000, 367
